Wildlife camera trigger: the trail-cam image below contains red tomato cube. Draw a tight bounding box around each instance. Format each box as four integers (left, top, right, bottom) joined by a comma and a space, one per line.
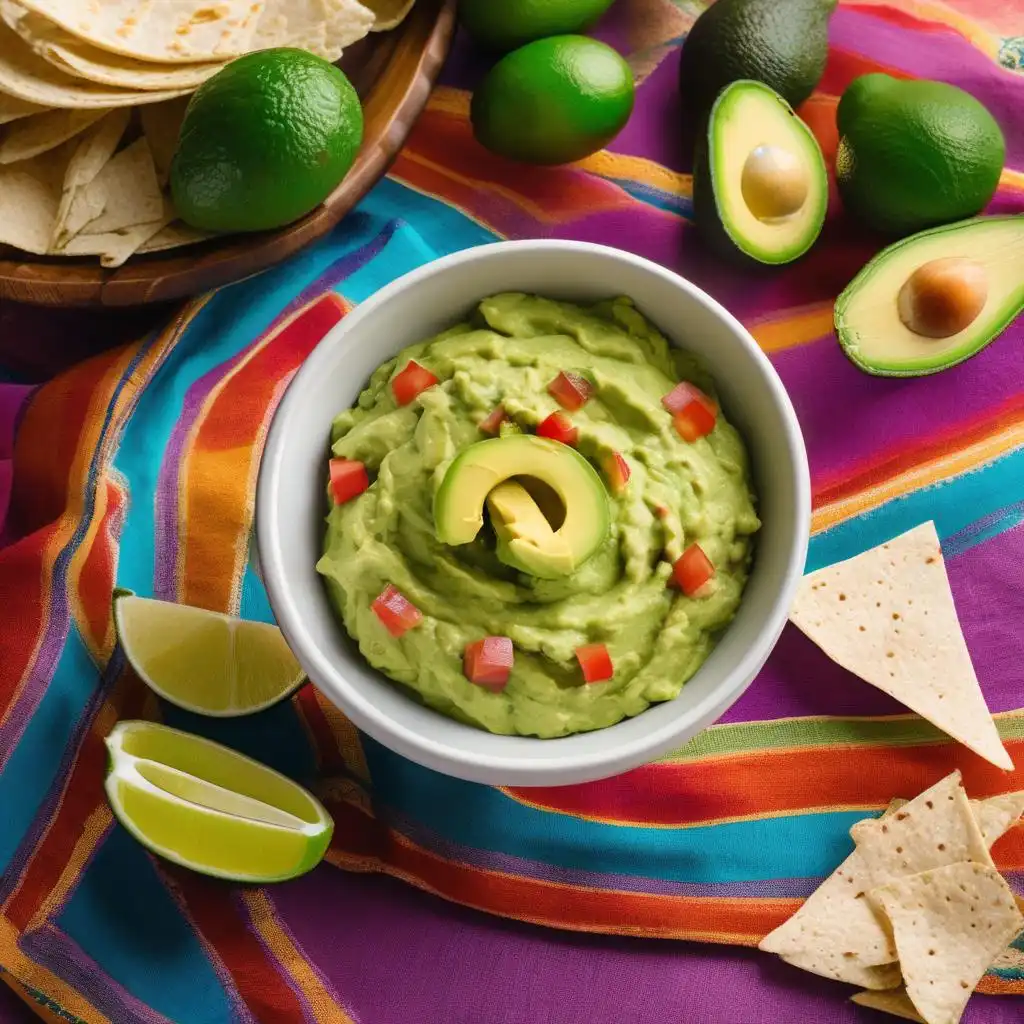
671, 544, 716, 596
548, 371, 594, 412
479, 405, 507, 435
464, 636, 514, 691
536, 411, 578, 446
371, 585, 423, 637
329, 458, 369, 505
602, 451, 631, 495
575, 643, 614, 683
663, 383, 717, 441
392, 360, 439, 406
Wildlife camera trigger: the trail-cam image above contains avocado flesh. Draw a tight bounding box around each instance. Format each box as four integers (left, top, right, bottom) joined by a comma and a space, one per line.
697, 80, 828, 265
433, 434, 610, 579
835, 216, 1024, 377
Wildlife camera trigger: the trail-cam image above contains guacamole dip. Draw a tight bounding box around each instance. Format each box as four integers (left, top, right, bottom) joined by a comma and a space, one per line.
317, 293, 759, 738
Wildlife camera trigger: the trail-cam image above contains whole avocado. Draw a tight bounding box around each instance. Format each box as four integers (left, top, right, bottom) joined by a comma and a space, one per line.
678, 0, 838, 127
835, 74, 1005, 236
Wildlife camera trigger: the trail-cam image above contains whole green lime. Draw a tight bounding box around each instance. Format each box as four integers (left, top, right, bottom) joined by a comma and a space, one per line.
471, 35, 634, 165
835, 73, 1005, 236
171, 48, 363, 233
458, 0, 615, 52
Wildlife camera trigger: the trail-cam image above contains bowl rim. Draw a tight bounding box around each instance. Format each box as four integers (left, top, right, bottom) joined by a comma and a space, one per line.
256, 239, 811, 784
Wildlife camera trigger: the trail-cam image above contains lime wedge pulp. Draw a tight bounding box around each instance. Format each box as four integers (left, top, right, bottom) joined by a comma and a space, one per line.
114, 595, 304, 717
105, 721, 333, 882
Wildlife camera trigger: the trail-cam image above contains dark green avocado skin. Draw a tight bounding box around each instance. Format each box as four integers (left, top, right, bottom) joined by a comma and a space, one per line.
678, 0, 838, 129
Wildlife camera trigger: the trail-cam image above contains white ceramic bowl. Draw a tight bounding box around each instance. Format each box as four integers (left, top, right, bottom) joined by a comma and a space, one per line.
257, 241, 810, 786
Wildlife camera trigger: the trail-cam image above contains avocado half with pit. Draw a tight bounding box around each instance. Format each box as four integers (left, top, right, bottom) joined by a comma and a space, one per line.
694, 80, 828, 265
433, 434, 609, 580
835, 215, 1024, 377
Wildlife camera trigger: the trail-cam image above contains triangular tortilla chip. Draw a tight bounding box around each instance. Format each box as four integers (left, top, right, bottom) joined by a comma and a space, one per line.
70, 136, 163, 236
0, 105, 106, 163
760, 773, 1012, 983
790, 522, 1012, 770
851, 988, 925, 1022
869, 863, 1024, 1024
0, 139, 70, 253
970, 791, 1024, 846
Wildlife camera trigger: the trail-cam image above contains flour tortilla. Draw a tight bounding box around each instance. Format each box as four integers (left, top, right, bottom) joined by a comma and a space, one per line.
360, 0, 415, 30
0, 87, 42, 121
0, 139, 69, 252
759, 773, 1016, 983
870, 863, 1024, 1024
16, 0, 263, 63
253, 0, 375, 62
0, 105, 106, 162
0, 20, 188, 107
789, 522, 1012, 771
1, 1, 225, 90
851, 988, 925, 1022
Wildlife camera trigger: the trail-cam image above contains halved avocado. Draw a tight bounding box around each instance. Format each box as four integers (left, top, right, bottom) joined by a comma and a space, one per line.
835, 216, 1024, 377
434, 435, 609, 579
694, 80, 828, 265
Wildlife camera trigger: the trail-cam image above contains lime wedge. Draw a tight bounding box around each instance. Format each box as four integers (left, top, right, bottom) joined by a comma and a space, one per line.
114, 595, 304, 717
104, 721, 333, 882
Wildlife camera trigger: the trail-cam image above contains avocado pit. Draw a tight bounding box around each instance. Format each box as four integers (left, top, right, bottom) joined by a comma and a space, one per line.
740, 144, 809, 221
896, 257, 988, 339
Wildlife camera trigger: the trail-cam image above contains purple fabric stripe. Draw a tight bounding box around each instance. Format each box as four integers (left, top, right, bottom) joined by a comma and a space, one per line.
722, 520, 1024, 723
770, 319, 1024, 496
382, 808, 823, 900
272, 868, 1024, 1024
831, 7, 1024, 166
277, 218, 398, 323
19, 926, 172, 1024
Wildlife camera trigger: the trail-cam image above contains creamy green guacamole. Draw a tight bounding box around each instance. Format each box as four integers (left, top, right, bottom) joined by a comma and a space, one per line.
317, 293, 760, 738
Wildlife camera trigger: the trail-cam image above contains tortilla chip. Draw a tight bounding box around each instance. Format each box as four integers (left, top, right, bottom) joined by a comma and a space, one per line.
0, 86, 42, 123
138, 96, 190, 185
869, 863, 1024, 1024
135, 220, 214, 254
74, 136, 163, 235
15, 0, 262, 63
779, 950, 902, 990
0, 1, 224, 91
59, 207, 173, 267
971, 791, 1024, 846
760, 773, 1007, 981
0, 105, 106, 163
0, 20, 188, 107
789, 522, 1012, 771
0, 140, 67, 252
254, 0, 376, 62
361, 0, 415, 30
851, 988, 925, 1022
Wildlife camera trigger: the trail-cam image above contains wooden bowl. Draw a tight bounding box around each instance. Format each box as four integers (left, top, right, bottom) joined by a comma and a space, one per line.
0, 0, 457, 308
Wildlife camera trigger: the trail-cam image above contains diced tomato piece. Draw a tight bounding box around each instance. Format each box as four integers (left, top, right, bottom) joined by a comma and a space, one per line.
663, 383, 717, 442
479, 405, 507, 435
576, 643, 614, 683
371, 585, 423, 637
392, 360, 439, 406
329, 458, 369, 505
536, 411, 578, 446
602, 451, 631, 495
464, 636, 514, 691
548, 371, 594, 412
671, 544, 716, 596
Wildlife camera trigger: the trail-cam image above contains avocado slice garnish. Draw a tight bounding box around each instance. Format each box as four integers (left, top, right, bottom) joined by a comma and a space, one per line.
694, 80, 828, 265
835, 215, 1024, 377
433, 434, 610, 580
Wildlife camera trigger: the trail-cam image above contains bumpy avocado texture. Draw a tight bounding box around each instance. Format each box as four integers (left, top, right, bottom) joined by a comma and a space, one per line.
678, 0, 837, 129
835, 216, 1024, 377
693, 80, 828, 265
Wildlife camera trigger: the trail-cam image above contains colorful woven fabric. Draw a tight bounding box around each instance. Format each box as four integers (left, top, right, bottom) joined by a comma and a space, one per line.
2, 2, 1024, 1021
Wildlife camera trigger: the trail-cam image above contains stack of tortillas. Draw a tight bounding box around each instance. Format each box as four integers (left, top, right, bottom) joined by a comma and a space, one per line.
0, 0, 414, 267
760, 772, 1024, 1024
789, 521, 1013, 771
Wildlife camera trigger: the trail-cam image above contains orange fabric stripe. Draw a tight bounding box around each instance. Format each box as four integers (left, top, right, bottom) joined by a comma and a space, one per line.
747, 302, 834, 354
178, 292, 347, 613
504, 739, 1024, 840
